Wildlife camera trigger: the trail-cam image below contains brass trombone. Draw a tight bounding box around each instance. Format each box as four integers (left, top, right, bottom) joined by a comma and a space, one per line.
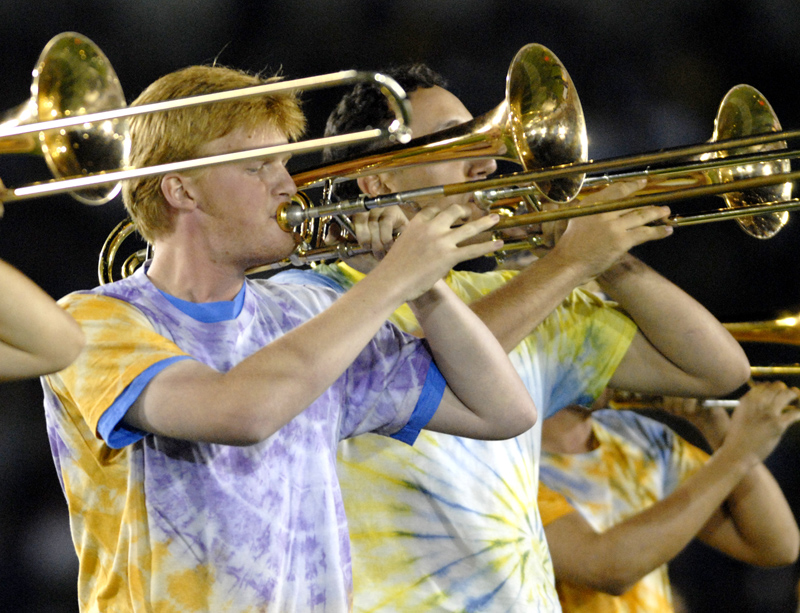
278, 84, 800, 242
0, 32, 414, 206
725, 314, 800, 377
100, 42, 589, 282
98, 42, 800, 282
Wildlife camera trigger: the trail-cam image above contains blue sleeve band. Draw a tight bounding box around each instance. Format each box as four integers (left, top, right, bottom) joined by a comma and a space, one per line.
390, 362, 445, 446
98, 355, 194, 449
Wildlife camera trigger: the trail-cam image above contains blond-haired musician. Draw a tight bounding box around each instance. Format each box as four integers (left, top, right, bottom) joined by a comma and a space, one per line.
40, 64, 537, 612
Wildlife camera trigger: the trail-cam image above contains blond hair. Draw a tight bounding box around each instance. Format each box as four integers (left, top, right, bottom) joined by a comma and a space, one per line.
122, 65, 306, 242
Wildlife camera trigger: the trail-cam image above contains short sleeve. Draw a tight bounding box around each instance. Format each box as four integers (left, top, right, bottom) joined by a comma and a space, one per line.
664, 431, 710, 495
338, 321, 436, 442
515, 289, 637, 418
47, 293, 192, 443
389, 362, 445, 445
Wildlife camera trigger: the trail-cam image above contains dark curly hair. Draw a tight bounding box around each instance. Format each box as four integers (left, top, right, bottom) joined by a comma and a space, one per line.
323, 63, 447, 200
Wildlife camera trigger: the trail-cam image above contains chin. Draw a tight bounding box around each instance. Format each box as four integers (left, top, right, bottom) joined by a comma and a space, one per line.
268, 235, 300, 259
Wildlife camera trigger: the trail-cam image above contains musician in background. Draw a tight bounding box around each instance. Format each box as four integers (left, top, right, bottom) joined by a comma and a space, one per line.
0, 181, 84, 380
272, 63, 750, 611
540, 382, 800, 612
39, 64, 538, 612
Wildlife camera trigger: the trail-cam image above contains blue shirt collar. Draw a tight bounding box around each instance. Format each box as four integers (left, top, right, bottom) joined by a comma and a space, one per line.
157, 282, 247, 322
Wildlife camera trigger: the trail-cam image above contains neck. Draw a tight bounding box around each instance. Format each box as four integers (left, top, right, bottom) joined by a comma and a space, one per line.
146, 242, 245, 303
541, 405, 597, 454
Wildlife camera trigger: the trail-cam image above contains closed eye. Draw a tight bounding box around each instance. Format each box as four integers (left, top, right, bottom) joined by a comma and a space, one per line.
245, 154, 291, 174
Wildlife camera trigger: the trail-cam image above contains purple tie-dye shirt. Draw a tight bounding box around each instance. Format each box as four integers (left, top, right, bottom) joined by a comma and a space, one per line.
41, 266, 441, 612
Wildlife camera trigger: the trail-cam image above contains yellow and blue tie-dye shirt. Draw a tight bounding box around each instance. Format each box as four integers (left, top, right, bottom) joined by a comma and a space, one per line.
274, 263, 638, 612
41, 265, 445, 612
540, 409, 709, 613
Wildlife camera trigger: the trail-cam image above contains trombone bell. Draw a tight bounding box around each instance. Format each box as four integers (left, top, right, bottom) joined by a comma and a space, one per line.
707, 84, 791, 239
0, 32, 129, 205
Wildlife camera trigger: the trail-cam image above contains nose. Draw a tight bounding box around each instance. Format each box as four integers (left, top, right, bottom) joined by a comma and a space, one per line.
468, 157, 497, 180
274, 164, 297, 198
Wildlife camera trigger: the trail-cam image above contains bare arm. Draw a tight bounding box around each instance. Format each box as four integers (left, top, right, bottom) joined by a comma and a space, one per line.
351, 203, 538, 439
410, 279, 537, 439
351, 183, 673, 355
0, 259, 84, 380
664, 396, 800, 566
468, 203, 674, 353
544, 383, 800, 595
126, 206, 535, 445
474, 180, 748, 397
601, 254, 750, 396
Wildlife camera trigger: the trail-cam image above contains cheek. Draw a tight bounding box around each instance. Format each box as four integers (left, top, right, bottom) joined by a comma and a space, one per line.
391, 163, 462, 192
432, 161, 469, 183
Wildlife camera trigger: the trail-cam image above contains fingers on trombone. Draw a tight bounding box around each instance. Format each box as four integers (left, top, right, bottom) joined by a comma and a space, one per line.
421, 203, 472, 227
748, 380, 800, 418
781, 386, 800, 418
448, 213, 504, 255
454, 212, 502, 242
621, 206, 674, 241
620, 204, 671, 223
354, 207, 408, 258
351, 212, 374, 252
580, 178, 647, 206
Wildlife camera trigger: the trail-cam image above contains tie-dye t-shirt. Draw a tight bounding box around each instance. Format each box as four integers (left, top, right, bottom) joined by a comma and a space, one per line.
273, 263, 637, 612
539, 410, 709, 613
41, 265, 445, 613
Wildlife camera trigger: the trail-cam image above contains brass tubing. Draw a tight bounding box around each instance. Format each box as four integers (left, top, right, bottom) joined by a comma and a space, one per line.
491, 169, 800, 231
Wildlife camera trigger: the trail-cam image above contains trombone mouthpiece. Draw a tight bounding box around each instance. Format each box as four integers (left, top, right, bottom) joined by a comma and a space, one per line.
276, 201, 307, 231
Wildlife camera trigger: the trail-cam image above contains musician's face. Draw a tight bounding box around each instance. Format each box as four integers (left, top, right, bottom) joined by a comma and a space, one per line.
185, 125, 300, 266
374, 86, 497, 221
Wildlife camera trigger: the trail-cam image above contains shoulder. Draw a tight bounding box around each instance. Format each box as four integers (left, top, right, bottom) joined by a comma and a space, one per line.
59, 289, 152, 327
269, 268, 347, 293
592, 409, 676, 456
445, 269, 517, 302
247, 276, 344, 317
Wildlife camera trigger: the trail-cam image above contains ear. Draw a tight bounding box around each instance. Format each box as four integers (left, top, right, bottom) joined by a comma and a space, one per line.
357, 174, 392, 197
160, 173, 197, 211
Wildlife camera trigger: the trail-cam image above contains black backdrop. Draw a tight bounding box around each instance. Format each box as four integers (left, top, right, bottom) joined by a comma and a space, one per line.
3, 1, 800, 611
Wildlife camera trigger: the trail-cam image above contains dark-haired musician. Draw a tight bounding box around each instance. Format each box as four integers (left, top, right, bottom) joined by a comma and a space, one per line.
273, 62, 751, 611
39, 64, 537, 612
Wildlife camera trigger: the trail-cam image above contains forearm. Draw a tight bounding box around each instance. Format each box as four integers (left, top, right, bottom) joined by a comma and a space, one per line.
0, 260, 84, 379
410, 280, 537, 438
699, 464, 799, 566
599, 254, 749, 394
468, 252, 594, 352
132, 273, 410, 444
551, 444, 755, 594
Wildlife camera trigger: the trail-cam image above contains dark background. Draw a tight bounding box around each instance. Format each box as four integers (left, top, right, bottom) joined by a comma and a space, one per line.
2, 1, 800, 611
